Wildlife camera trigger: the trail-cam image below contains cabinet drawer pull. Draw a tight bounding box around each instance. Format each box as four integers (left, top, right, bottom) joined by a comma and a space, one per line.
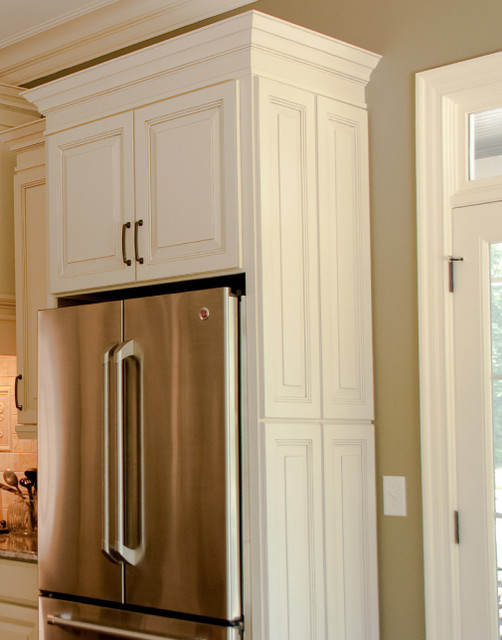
14, 374, 22, 411
122, 222, 132, 266
134, 219, 144, 264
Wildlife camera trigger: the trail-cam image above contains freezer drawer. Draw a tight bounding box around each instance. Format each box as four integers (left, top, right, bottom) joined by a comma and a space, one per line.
40, 597, 243, 640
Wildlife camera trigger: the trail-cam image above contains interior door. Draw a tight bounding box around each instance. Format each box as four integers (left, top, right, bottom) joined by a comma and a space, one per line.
38, 301, 123, 602
453, 200, 502, 639
122, 288, 241, 621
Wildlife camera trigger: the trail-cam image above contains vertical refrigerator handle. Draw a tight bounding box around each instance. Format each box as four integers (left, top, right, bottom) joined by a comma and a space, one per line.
102, 344, 120, 563
115, 339, 145, 566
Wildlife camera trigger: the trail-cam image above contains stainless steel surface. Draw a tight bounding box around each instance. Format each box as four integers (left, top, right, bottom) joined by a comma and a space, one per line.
41, 597, 241, 640
47, 614, 202, 640
38, 301, 123, 602
123, 289, 241, 621
114, 339, 145, 566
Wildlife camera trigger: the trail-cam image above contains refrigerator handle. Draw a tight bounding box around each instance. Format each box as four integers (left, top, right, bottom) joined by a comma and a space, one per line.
115, 339, 145, 566
47, 614, 207, 640
102, 344, 121, 564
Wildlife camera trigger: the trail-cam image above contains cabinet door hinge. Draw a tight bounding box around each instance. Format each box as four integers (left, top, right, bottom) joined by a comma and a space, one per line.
448, 256, 464, 293
454, 510, 460, 544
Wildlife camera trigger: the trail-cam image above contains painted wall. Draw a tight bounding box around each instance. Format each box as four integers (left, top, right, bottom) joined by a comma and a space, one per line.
245, 0, 502, 637
19, 0, 502, 635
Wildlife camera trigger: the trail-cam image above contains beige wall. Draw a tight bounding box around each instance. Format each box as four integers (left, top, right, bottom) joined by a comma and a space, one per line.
22, 0, 502, 636
246, 0, 502, 637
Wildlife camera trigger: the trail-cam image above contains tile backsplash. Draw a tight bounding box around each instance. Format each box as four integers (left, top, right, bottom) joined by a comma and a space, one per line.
0, 355, 37, 522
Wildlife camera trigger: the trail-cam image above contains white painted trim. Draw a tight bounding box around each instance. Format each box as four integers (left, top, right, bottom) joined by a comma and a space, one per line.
416, 51, 502, 640
22, 10, 380, 132
0, 0, 257, 86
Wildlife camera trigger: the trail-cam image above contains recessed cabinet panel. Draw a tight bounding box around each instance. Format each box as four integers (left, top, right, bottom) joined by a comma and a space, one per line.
318, 97, 374, 420
258, 79, 321, 419
135, 82, 240, 280
15, 175, 46, 426
49, 113, 134, 292
323, 424, 379, 640
263, 423, 326, 640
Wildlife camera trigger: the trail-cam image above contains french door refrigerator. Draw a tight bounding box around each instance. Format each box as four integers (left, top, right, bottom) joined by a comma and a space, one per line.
37, 287, 242, 640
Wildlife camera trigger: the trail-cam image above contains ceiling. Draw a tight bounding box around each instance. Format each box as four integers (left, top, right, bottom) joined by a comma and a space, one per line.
0, 0, 118, 46
0, 0, 254, 86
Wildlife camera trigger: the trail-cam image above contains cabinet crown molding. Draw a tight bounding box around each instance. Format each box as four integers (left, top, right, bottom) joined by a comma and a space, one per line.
23, 11, 380, 132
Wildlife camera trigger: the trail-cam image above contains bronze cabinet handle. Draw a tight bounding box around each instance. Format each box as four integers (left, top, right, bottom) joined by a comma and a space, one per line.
122, 222, 132, 266
134, 219, 144, 264
14, 374, 22, 411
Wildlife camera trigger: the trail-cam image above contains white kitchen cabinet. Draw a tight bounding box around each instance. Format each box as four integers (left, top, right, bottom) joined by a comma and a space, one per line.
23, 11, 381, 639
0, 119, 48, 437
263, 423, 378, 640
46, 82, 239, 294
48, 113, 134, 292
0, 558, 38, 640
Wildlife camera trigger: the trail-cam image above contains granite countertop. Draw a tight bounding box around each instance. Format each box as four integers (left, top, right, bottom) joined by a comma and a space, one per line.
0, 533, 37, 563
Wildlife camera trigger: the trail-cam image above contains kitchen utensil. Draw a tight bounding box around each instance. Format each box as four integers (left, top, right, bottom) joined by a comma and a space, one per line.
24, 468, 37, 494
19, 477, 33, 496
0, 483, 19, 495
3, 470, 23, 498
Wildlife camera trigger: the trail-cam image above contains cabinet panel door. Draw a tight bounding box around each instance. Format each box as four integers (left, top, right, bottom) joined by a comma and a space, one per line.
317, 97, 374, 420
48, 113, 135, 293
263, 423, 326, 640
257, 79, 321, 419
0, 602, 37, 640
134, 82, 240, 280
14, 166, 46, 427
323, 423, 379, 640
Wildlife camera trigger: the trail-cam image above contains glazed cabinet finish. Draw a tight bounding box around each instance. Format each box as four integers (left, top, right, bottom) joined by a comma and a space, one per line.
48, 113, 134, 291
48, 82, 240, 294
22, 12, 380, 640
0, 558, 38, 639
1, 119, 48, 436
263, 424, 378, 640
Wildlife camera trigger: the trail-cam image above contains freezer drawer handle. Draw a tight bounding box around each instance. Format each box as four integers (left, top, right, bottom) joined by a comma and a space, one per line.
115, 339, 145, 566
47, 614, 206, 640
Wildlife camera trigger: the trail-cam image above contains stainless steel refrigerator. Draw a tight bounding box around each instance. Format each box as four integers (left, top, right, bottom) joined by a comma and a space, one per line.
37, 287, 242, 640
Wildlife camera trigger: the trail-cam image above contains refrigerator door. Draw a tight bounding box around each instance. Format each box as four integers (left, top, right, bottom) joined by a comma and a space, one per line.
40, 596, 242, 640
38, 301, 123, 602
123, 288, 241, 621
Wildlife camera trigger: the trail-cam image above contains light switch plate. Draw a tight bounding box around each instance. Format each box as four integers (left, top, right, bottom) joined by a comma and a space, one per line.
383, 476, 407, 516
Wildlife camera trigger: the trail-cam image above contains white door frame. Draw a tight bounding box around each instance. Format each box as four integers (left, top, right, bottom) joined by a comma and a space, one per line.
417, 51, 502, 640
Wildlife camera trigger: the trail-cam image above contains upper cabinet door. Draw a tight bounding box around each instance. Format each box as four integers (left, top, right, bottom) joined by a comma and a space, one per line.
317, 97, 374, 421
48, 113, 135, 293
134, 82, 240, 281
257, 78, 321, 420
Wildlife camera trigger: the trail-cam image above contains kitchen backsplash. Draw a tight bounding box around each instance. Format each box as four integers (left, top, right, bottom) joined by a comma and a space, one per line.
0, 355, 37, 522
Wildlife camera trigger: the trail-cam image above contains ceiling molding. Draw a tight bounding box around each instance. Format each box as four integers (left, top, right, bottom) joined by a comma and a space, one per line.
0, 0, 256, 86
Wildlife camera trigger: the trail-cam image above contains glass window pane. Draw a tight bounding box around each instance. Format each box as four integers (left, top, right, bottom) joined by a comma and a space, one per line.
470, 108, 502, 181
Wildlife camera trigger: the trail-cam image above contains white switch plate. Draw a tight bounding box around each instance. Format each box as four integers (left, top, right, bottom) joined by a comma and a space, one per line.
383, 476, 407, 517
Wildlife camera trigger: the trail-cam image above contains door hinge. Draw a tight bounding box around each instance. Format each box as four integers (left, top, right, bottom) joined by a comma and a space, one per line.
454, 510, 460, 544
448, 256, 464, 293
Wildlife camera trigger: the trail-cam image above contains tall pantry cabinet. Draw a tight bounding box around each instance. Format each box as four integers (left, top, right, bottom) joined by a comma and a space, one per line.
24, 11, 381, 639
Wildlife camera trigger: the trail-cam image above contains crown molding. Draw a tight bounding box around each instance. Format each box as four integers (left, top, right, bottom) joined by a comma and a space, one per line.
0, 0, 256, 86
23, 10, 380, 133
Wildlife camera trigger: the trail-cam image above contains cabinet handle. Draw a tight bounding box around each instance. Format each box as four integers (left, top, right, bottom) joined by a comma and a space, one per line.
134, 219, 144, 264
14, 374, 22, 411
122, 222, 132, 266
